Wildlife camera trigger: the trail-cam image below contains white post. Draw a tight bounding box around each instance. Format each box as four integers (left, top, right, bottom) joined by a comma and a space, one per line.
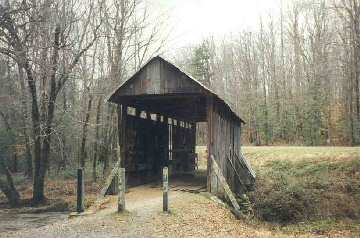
118, 168, 125, 212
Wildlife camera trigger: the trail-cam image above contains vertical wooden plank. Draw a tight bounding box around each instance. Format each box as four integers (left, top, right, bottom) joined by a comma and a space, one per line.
160, 60, 165, 93
135, 107, 141, 118
121, 104, 128, 168
77, 168, 85, 213
146, 59, 160, 94
206, 96, 214, 192
168, 118, 173, 164
163, 167, 169, 212
191, 122, 196, 171
213, 107, 219, 194
118, 105, 123, 170
118, 168, 126, 212
156, 113, 161, 122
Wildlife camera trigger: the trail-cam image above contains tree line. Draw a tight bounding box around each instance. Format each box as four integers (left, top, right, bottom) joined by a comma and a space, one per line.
176, 0, 360, 146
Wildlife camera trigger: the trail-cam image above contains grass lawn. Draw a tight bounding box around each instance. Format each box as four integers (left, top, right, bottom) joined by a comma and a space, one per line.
244, 146, 360, 166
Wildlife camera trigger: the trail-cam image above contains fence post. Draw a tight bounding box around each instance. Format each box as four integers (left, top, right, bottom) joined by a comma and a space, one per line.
118, 168, 126, 212
163, 167, 168, 212
77, 168, 85, 213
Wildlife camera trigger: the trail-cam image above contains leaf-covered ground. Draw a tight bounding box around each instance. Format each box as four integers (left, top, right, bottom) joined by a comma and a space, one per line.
0, 183, 347, 238
2, 182, 359, 238
1, 146, 360, 237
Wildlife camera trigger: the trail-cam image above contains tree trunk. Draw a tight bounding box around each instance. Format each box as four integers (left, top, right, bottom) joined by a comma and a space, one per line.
58, 91, 68, 172
23, 61, 44, 204
32, 25, 62, 204
24, 133, 33, 178
92, 96, 102, 181
17, 65, 33, 178
80, 95, 93, 168
12, 153, 17, 173
0, 157, 20, 207
102, 105, 116, 176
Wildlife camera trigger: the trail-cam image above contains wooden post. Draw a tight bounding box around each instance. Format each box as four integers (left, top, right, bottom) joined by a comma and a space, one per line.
163, 167, 168, 212
118, 168, 126, 212
77, 168, 85, 213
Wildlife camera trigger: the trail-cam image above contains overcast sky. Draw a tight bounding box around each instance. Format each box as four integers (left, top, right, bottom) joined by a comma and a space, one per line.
146, 0, 281, 50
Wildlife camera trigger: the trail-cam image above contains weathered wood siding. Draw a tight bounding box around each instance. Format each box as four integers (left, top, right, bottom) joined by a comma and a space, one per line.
207, 98, 253, 196
115, 59, 208, 96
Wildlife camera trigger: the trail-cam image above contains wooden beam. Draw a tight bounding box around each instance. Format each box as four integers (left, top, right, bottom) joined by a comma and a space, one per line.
121, 96, 207, 122
95, 158, 121, 203
211, 155, 241, 218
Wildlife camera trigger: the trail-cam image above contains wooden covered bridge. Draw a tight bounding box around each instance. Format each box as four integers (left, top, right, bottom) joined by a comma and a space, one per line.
107, 56, 255, 199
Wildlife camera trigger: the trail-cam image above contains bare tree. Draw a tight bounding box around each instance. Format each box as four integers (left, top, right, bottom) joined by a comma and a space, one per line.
0, 0, 103, 204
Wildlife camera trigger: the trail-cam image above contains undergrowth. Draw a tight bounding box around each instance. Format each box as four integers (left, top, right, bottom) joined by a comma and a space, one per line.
247, 151, 360, 223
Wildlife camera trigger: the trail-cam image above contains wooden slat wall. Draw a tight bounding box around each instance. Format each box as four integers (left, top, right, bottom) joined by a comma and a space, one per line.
207, 97, 250, 197
117, 59, 207, 96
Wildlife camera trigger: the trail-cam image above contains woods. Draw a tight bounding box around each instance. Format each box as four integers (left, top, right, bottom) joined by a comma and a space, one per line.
177, 0, 360, 146
0, 0, 359, 208
0, 0, 166, 205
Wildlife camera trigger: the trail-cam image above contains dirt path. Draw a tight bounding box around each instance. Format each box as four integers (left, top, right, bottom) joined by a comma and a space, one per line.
0, 211, 68, 234
0, 183, 329, 238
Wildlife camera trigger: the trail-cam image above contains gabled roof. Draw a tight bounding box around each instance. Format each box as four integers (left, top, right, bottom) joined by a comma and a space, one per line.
107, 56, 244, 124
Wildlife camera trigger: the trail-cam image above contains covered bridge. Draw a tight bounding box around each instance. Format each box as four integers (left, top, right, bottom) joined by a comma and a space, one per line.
107, 56, 255, 197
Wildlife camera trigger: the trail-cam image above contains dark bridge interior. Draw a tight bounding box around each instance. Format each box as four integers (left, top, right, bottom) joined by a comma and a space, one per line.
119, 95, 199, 186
